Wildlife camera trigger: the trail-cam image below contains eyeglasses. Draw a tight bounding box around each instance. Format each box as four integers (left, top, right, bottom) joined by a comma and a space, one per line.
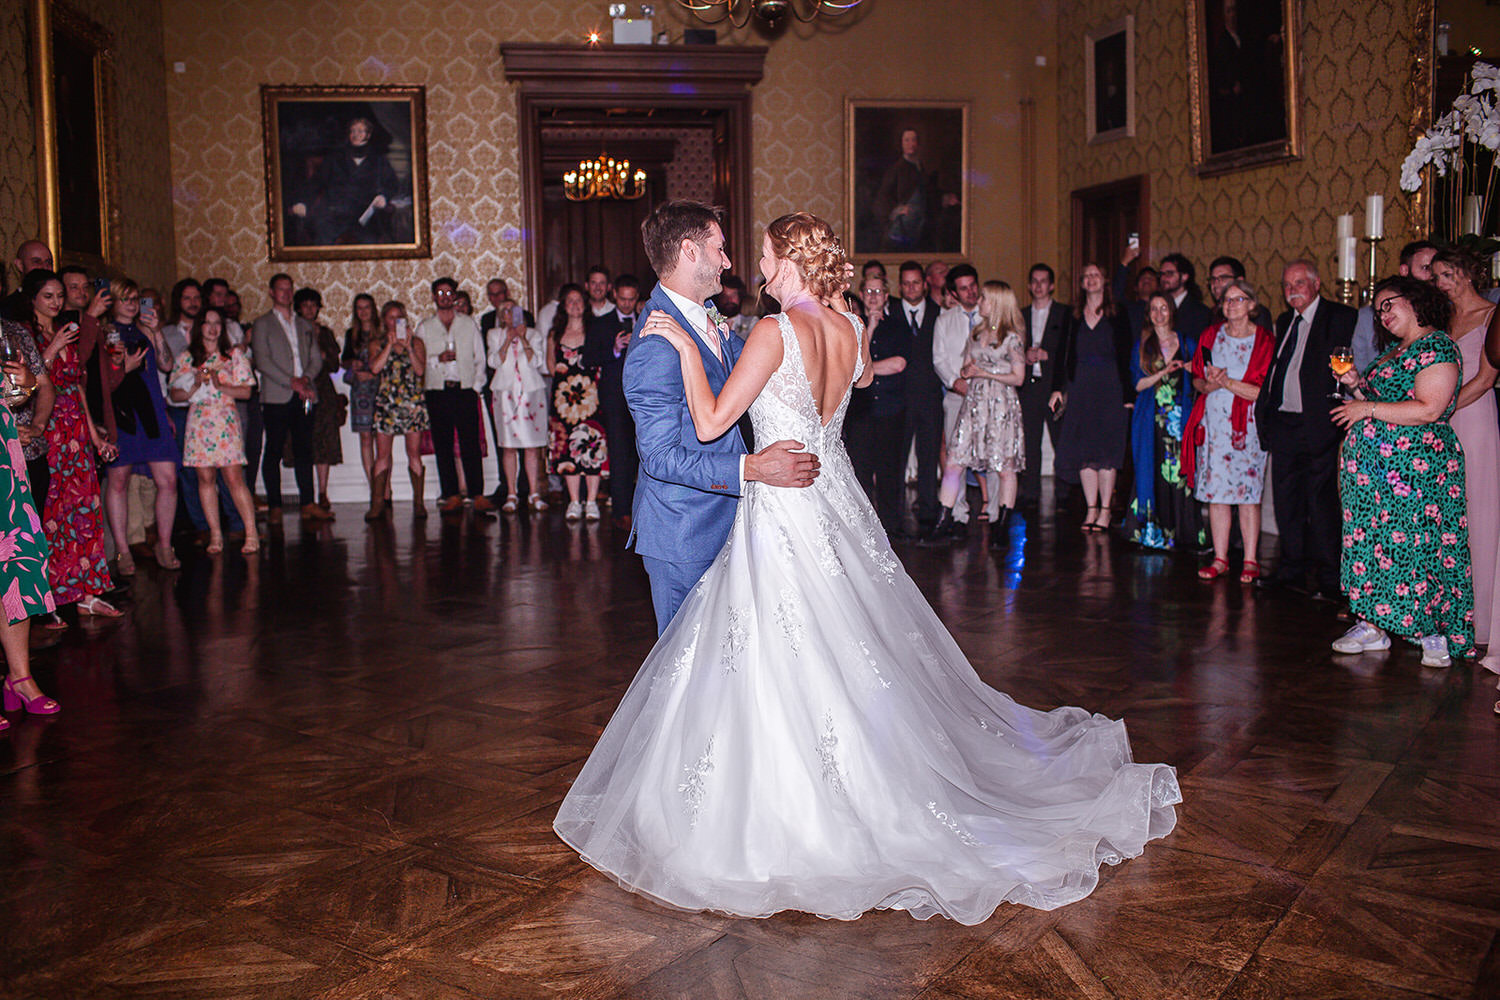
861, 288, 887, 297
1223, 295, 1252, 305
1375, 296, 1405, 314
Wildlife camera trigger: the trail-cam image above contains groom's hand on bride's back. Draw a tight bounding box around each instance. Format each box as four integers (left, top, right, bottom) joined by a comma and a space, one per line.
745, 439, 820, 488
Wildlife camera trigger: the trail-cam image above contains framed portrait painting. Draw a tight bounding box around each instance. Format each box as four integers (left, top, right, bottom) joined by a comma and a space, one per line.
1186, 0, 1303, 176
845, 100, 969, 260
28, 0, 117, 268
261, 85, 431, 262
1085, 16, 1135, 144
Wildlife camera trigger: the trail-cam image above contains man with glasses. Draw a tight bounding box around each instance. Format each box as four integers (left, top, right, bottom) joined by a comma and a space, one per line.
418, 277, 495, 515
1207, 256, 1273, 329
1255, 259, 1356, 601
1158, 253, 1212, 340
846, 273, 912, 538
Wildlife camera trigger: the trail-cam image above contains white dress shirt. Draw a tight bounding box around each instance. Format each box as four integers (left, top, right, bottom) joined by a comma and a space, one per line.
902, 299, 927, 333
272, 308, 301, 378
933, 305, 980, 390
417, 312, 486, 391
660, 284, 745, 486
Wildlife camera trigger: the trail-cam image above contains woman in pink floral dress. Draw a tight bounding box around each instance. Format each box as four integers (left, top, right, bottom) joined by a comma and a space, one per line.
168, 308, 259, 555
547, 284, 607, 521
24, 270, 121, 618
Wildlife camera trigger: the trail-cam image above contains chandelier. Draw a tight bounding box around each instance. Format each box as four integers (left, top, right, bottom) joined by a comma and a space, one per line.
675, 0, 862, 28
563, 154, 647, 201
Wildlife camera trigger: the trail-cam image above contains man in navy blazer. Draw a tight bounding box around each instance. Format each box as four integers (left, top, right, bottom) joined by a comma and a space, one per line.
624, 201, 821, 634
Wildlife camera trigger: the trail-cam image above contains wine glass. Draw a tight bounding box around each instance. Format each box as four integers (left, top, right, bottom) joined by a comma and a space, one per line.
1329, 347, 1354, 401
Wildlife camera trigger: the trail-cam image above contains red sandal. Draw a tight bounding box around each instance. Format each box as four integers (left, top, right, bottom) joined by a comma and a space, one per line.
1239, 560, 1261, 584
1198, 557, 1230, 581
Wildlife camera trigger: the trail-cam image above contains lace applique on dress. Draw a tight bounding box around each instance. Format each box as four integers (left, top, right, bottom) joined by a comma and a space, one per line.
816, 713, 846, 795
657, 624, 701, 688
927, 801, 981, 847
815, 513, 845, 577
721, 607, 748, 672
679, 735, 715, 827
848, 637, 891, 690
775, 588, 805, 651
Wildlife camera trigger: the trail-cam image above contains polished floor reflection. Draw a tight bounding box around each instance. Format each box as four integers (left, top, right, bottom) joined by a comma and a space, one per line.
3, 497, 1497, 999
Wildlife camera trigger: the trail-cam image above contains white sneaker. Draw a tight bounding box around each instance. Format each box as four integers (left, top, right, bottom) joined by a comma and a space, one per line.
1331, 622, 1391, 653
584, 500, 601, 521
1420, 635, 1451, 668
564, 500, 583, 521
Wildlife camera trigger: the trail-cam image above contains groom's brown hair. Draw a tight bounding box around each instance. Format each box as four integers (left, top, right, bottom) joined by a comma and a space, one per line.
642, 201, 722, 277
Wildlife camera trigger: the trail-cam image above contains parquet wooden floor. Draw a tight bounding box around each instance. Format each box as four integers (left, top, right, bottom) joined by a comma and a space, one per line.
2, 496, 1497, 999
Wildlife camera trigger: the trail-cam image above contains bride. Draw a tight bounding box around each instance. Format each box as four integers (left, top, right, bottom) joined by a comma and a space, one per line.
553, 212, 1180, 925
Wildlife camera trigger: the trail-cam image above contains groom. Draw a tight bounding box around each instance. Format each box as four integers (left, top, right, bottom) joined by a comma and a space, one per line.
625, 201, 821, 634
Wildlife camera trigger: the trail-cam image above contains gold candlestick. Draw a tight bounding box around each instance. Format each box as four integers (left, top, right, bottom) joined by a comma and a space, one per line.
1336, 279, 1360, 307
1361, 236, 1384, 304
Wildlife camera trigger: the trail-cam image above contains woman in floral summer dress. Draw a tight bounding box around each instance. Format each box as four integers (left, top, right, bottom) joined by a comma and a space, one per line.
1330, 276, 1473, 668
0, 349, 60, 730
1182, 280, 1274, 583
168, 307, 260, 555
548, 284, 607, 521
1125, 293, 1202, 552
368, 300, 429, 520
24, 270, 121, 618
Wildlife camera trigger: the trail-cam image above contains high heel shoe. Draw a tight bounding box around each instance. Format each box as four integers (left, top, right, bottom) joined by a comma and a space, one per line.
4, 675, 60, 715
1082, 506, 1101, 532
154, 544, 181, 570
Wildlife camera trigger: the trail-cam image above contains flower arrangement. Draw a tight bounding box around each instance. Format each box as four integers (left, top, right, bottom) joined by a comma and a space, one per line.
1400, 61, 1499, 252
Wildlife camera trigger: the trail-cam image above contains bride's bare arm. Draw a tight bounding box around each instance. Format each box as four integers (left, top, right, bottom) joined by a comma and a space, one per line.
854, 315, 875, 389
645, 315, 784, 442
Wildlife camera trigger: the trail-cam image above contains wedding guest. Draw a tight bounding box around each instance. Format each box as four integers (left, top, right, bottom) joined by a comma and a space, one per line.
1019, 263, 1068, 508
1183, 280, 1272, 581
204, 278, 258, 495
417, 277, 492, 514
0, 350, 60, 728
487, 302, 549, 514
453, 289, 474, 316
712, 274, 756, 340
585, 266, 615, 318
25, 269, 121, 618
342, 293, 381, 494
168, 307, 260, 555
0, 319, 55, 531
1256, 260, 1357, 599
102, 278, 179, 573
584, 273, 642, 525
939, 280, 1026, 544
1049, 263, 1132, 533
369, 300, 428, 519
846, 273, 911, 538
896, 261, 944, 529
1329, 276, 1473, 668
925, 261, 953, 309
479, 278, 534, 495
1123, 293, 1202, 551
925, 265, 995, 542
163, 279, 242, 537
1, 239, 53, 322
1206, 256, 1274, 329
251, 273, 329, 524
1431, 248, 1499, 664
1352, 241, 1437, 372
1159, 253, 1212, 341
548, 283, 606, 521
293, 288, 344, 512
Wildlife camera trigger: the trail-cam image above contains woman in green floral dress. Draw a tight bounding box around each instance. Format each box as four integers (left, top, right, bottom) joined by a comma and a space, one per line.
1124, 293, 1203, 551
0, 350, 61, 730
1330, 276, 1474, 668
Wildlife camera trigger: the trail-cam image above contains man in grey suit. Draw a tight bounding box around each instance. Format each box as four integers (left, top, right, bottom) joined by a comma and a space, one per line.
251, 272, 330, 523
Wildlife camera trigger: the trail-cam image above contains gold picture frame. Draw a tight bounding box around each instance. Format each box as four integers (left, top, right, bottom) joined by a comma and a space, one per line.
1085, 15, 1135, 144
260, 85, 431, 262
845, 99, 969, 261
1185, 0, 1303, 176
29, 0, 118, 268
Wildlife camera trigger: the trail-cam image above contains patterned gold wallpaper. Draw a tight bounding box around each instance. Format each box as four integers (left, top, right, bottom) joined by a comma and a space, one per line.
1057, 0, 1427, 304
0, 0, 175, 293
160, 0, 1059, 319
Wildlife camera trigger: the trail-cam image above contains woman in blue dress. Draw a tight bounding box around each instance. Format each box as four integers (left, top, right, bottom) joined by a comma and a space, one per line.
102, 278, 179, 572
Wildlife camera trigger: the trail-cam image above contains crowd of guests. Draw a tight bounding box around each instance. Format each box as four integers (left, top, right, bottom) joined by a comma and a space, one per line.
835, 240, 1500, 712
2, 230, 1499, 728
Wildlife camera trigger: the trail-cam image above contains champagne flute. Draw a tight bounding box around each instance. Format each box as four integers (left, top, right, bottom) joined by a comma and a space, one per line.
1329, 346, 1354, 401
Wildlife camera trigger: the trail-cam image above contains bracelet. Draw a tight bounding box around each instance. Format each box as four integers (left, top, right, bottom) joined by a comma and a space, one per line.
1369, 402, 1376, 421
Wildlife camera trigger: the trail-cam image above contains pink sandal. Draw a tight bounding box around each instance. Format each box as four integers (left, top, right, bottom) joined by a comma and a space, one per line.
1198, 557, 1230, 581
4, 675, 60, 715
1239, 560, 1261, 584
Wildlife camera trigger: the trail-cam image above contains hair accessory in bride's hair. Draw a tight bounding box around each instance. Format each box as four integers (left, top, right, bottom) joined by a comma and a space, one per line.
765, 212, 847, 301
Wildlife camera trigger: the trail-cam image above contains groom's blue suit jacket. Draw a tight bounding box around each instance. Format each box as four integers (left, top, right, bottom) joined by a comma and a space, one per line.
623, 283, 747, 565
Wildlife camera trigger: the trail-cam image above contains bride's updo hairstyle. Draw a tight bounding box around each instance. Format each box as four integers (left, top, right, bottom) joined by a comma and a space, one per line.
765, 212, 847, 300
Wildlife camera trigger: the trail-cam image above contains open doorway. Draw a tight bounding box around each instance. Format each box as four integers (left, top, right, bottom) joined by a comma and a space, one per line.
1070, 175, 1149, 298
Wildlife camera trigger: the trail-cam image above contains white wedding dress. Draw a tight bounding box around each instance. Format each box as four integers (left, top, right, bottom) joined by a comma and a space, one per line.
554, 312, 1181, 925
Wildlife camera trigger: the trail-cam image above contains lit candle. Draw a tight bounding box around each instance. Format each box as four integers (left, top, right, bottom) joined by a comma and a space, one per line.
1462, 194, 1482, 235
1336, 214, 1354, 242
1338, 237, 1358, 281
1364, 194, 1384, 239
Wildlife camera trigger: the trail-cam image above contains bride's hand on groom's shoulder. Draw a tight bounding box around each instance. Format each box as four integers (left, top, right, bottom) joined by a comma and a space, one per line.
640, 312, 693, 351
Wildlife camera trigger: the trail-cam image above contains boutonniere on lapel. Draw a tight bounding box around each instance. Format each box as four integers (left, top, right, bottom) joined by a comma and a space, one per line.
706, 303, 730, 337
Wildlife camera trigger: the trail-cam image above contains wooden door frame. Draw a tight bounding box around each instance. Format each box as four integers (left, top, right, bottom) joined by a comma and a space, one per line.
500, 43, 766, 313
1069, 174, 1149, 294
